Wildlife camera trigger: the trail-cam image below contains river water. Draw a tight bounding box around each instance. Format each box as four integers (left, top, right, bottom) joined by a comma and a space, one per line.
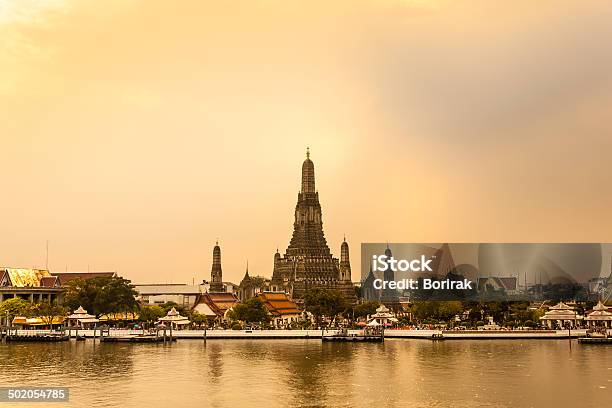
0, 339, 610, 408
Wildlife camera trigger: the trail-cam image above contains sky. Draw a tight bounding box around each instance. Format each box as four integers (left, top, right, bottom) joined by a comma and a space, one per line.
1, 0, 612, 284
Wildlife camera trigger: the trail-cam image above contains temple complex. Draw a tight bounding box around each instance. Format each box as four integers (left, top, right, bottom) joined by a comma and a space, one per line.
270, 149, 356, 303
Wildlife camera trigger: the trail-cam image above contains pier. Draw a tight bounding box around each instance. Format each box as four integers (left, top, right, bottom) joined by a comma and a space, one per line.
2, 328, 595, 340
578, 337, 612, 344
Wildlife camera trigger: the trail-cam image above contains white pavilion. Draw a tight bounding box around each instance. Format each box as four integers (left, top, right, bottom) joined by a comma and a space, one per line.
585, 301, 612, 328
67, 306, 99, 328
368, 304, 398, 327
158, 307, 190, 328
539, 302, 583, 328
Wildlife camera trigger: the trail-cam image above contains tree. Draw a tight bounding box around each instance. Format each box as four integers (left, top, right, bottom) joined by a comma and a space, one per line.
410, 301, 439, 321
228, 298, 269, 324
0, 298, 32, 319
190, 311, 207, 328
437, 301, 464, 321
303, 289, 347, 326
353, 301, 380, 319
138, 305, 165, 326
32, 302, 68, 328
410, 301, 464, 322
63, 276, 138, 317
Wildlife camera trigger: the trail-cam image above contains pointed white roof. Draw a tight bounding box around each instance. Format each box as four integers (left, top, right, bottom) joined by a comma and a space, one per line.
586, 301, 612, 320
592, 301, 609, 311
158, 307, 190, 323
549, 302, 574, 311
68, 306, 96, 320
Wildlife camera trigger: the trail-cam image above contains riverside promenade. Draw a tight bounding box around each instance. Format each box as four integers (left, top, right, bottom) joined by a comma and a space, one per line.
4, 328, 594, 340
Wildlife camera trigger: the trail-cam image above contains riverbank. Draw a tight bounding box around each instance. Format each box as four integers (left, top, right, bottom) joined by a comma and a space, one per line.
4, 328, 603, 340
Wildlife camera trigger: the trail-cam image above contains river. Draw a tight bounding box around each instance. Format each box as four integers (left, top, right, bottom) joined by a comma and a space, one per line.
0, 339, 610, 407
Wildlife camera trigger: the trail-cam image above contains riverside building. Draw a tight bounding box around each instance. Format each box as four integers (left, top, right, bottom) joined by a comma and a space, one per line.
0, 268, 63, 303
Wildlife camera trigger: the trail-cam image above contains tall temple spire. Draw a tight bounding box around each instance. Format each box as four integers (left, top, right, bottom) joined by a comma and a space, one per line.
210, 241, 224, 292
340, 237, 351, 281
271, 151, 356, 302
286, 148, 329, 258
341, 238, 349, 263
301, 147, 315, 193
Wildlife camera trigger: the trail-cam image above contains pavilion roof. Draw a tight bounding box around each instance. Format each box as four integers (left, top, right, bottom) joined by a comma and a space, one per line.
68, 306, 96, 319
99, 312, 139, 321
585, 311, 612, 320
548, 302, 574, 311
12, 316, 65, 325
586, 302, 612, 320
592, 301, 609, 311
158, 307, 190, 323
540, 310, 583, 320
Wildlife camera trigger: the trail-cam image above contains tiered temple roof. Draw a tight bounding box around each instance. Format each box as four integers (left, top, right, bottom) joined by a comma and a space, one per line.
585, 301, 612, 322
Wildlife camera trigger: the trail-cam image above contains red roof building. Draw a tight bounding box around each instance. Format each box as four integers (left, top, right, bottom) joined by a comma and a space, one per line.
192, 292, 239, 321
257, 292, 301, 327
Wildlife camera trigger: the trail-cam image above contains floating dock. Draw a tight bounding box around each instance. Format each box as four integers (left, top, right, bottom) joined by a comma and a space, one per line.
322, 334, 383, 342
100, 334, 176, 343
2, 328, 598, 341
5, 334, 69, 342
322, 327, 384, 342
578, 337, 612, 344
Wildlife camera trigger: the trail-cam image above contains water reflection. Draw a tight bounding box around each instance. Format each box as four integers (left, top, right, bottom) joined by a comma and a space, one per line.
0, 340, 610, 408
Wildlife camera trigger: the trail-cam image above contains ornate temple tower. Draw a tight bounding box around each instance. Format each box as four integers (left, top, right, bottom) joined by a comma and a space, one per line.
271, 149, 356, 302
339, 237, 352, 281
209, 241, 225, 292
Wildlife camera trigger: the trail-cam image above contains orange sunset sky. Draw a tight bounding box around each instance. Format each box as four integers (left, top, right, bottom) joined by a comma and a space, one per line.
1, 0, 612, 284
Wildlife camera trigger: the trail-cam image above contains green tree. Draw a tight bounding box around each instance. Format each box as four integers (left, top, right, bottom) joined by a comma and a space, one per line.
410, 301, 464, 322
0, 298, 33, 319
353, 301, 380, 319
410, 301, 438, 321
190, 311, 207, 328
32, 301, 68, 327
63, 276, 138, 317
437, 301, 464, 321
228, 298, 269, 324
138, 305, 165, 325
303, 289, 347, 325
